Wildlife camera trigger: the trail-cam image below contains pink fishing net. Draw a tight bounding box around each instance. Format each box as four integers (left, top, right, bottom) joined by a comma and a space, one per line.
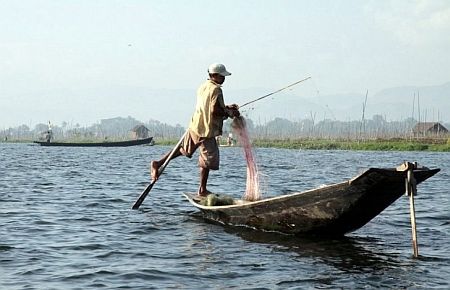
232, 116, 261, 202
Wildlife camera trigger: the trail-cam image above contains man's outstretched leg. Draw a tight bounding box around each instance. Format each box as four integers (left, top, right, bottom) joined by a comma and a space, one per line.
150, 148, 183, 181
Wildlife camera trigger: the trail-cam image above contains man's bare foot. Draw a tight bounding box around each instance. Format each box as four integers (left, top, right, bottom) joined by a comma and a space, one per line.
150, 161, 159, 182
197, 189, 212, 197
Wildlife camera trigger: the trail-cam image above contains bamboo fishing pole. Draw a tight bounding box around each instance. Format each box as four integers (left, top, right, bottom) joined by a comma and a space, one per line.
239, 76, 311, 108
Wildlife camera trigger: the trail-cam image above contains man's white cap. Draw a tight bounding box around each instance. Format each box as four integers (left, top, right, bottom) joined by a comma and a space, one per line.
208, 63, 231, 76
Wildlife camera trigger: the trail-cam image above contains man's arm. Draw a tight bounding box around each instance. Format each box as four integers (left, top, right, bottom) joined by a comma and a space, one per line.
211, 88, 240, 119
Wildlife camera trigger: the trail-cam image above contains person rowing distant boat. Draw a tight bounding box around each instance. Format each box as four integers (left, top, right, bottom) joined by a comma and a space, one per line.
150, 63, 240, 197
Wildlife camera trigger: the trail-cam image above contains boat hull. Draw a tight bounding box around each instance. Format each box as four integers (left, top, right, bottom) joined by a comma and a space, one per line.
33, 137, 153, 147
184, 166, 440, 236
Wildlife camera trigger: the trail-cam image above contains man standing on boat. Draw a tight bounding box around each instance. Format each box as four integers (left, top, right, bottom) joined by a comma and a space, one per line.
150, 63, 240, 197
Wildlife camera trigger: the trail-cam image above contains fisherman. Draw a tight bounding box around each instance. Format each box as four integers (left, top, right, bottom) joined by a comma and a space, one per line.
215, 135, 222, 145
227, 132, 234, 146
150, 63, 240, 197
45, 130, 52, 143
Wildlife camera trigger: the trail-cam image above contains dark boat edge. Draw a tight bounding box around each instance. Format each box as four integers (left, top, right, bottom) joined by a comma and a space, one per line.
33, 137, 154, 147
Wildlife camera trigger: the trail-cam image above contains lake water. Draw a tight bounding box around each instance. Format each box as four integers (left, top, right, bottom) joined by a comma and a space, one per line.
1, 143, 449, 289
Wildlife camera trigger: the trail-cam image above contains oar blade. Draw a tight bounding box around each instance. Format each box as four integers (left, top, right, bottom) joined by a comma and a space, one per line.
132, 180, 156, 210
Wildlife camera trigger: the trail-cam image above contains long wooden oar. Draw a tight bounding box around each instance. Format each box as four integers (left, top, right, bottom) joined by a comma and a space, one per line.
132, 132, 187, 210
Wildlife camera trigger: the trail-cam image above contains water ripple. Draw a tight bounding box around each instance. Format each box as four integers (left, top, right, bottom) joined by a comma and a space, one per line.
0, 143, 449, 289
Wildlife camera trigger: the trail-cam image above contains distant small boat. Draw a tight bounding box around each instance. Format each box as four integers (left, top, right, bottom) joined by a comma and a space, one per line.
184, 164, 440, 236
33, 137, 154, 147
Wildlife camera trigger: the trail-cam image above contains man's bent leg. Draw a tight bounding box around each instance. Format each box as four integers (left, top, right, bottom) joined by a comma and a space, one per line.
196, 136, 219, 196
198, 167, 210, 196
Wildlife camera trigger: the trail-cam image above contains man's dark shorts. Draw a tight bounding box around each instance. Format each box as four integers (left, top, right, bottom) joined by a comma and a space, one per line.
182, 130, 219, 170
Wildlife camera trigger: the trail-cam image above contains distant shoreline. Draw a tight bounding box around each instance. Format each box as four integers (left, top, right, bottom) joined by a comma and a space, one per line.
3, 137, 449, 152
157, 137, 450, 152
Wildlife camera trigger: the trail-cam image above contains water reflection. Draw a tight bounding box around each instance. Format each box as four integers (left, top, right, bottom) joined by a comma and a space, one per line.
185, 211, 400, 274
223, 224, 401, 274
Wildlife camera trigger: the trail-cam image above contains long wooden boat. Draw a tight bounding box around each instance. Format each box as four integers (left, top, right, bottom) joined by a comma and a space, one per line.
184, 164, 439, 236
33, 137, 154, 147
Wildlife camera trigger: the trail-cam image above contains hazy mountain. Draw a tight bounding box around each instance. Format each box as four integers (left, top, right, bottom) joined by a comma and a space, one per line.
370, 82, 450, 121
238, 81, 450, 124
13, 81, 449, 129
116, 81, 450, 125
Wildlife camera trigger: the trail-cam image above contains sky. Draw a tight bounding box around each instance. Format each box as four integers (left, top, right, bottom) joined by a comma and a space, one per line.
1, 0, 449, 128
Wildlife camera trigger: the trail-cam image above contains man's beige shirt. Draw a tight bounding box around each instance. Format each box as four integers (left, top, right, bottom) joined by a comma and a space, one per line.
189, 79, 226, 138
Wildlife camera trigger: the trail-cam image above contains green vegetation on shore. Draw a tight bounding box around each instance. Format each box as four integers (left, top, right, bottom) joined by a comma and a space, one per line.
3, 116, 449, 152
253, 138, 450, 151
154, 138, 450, 152
3, 137, 449, 152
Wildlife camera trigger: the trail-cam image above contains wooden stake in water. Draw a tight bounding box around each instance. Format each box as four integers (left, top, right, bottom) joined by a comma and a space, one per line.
406, 163, 419, 258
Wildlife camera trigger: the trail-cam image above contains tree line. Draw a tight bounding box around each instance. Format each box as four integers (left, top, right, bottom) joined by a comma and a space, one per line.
1, 116, 184, 142
2, 115, 449, 142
